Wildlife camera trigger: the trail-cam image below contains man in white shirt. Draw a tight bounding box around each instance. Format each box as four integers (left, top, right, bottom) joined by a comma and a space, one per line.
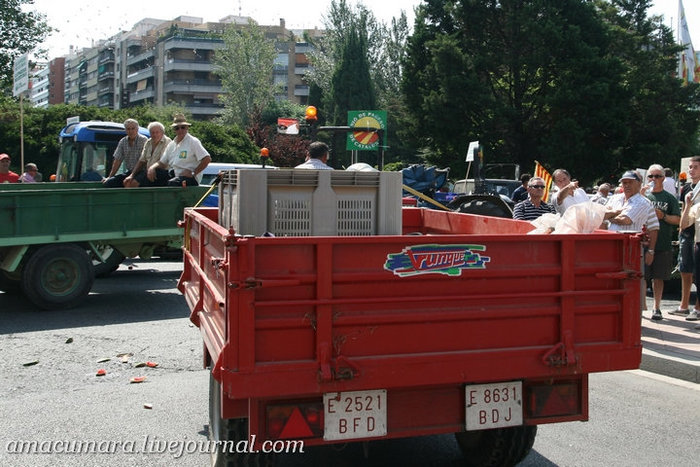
662, 167, 676, 197
551, 168, 589, 214
606, 169, 659, 259
147, 114, 211, 186
295, 142, 333, 170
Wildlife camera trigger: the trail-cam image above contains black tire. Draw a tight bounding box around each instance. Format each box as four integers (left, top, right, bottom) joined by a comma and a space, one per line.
448, 196, 513, 219
92, 246, 125, 278
209, 372, 271, 467
21, 244, 95, 310
455, 425, 537, 467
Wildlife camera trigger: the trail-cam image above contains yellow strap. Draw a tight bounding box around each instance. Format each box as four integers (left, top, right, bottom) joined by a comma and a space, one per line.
402, 184, 451, 211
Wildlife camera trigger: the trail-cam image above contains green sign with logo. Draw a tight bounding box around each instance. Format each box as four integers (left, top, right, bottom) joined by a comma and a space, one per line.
346, 110, 387, 151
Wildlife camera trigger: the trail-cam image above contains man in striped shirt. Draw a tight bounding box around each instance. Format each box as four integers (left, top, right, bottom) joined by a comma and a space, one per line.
513, 177, 557, 221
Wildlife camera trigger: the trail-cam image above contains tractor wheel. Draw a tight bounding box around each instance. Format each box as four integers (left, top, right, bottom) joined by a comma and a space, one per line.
21, 244, 94, 310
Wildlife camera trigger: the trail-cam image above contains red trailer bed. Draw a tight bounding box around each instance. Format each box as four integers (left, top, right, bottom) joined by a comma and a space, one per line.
179, 206, 642, 466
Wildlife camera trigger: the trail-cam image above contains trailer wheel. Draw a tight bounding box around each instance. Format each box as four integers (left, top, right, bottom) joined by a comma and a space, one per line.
454, 425, 537, 467
209, 372, 271, 467
92, 246, 125, 278
21, 244, 95, 310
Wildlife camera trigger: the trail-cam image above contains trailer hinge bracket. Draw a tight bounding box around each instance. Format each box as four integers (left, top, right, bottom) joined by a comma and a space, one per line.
332, 356, 359, 381
227, 279, 261, 289
542, 331, 578, 367
595, 270, 643, 280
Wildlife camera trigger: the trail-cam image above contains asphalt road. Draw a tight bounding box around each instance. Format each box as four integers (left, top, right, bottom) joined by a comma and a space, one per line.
1, 260, 699, 467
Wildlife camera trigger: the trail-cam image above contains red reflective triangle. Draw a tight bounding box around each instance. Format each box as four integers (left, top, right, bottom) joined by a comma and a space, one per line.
278, 407, 314, 439
542, 387, 576, 414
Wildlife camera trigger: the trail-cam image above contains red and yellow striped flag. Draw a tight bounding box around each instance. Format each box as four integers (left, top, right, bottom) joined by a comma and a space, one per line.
534, 160, 553, 202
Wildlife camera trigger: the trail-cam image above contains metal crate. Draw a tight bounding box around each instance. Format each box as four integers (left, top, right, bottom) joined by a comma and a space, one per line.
218, 169, 402, 236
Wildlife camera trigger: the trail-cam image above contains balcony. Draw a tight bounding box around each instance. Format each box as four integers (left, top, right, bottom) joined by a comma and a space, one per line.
294, 64, 311, 75
98, 71, 115, 81
186, 102, 224, 117
98, 85, 114, 96
99, 54, 115, 65
98, 99, 114, 108
163, 37, 224, 52
164, 79, 222, 94
131, 87, 155, 101
126, 67, 155, 84
164, 59, 213, 73
127, 50, 155, 67
294, 84, 310, 97
295, 43, 313, 54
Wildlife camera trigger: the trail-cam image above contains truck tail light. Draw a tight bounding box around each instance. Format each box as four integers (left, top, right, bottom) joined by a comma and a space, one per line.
524, 379, 583, 420
267, 402, 323, 439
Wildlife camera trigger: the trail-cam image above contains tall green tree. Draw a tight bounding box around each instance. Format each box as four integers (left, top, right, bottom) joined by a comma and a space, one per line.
213, 20, 277, 127
403, 0, 634, 182
0, 0, 52, 93
402, 0, 700, 184
329, 21, 376, 123
597, 0, 700, 178
305, 1, 417, 166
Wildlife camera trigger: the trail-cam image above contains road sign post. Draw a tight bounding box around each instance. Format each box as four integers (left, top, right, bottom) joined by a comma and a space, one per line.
13, 54, 30, 170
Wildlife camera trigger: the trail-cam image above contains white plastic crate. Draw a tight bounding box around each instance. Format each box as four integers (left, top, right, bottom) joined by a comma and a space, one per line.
218, 169, 402, 236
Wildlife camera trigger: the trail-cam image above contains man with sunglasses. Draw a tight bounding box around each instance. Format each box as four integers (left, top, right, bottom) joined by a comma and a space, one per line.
644, 164, 680, 320
147, 114, 211, 186
512, 177, 556, 221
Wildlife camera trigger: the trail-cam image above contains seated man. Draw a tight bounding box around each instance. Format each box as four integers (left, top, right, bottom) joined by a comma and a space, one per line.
147, 115, 211, 186
124, 121, 172, 187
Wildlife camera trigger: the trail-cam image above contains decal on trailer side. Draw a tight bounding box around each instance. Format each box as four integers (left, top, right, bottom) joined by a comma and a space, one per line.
384, 244, 490, 277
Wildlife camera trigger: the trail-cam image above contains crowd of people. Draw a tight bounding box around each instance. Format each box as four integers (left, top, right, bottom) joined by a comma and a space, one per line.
0, 153, 41, 184
512, 162, 699, 326
3, 120, 699, 326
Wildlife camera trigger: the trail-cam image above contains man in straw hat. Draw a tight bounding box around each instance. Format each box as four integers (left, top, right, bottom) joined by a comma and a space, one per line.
147, 114, 211, 186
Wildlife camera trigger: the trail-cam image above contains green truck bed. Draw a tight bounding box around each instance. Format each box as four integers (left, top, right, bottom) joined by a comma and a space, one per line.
0, 182, 207, 246
0, 182, 210, 310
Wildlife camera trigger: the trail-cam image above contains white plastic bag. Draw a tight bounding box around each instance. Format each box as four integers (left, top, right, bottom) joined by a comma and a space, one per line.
553, 202, 607, 234
528, 213, 560, 234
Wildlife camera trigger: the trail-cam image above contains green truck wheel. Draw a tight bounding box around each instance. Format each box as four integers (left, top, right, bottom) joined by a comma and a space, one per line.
21, 244, 95, 310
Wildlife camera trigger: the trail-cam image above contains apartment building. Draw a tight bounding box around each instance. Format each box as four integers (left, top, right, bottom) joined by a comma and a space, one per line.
57, 15, 321, 120
29, 64, 49, 108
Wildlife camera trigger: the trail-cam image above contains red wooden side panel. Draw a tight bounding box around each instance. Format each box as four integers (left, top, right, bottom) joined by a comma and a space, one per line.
180, 207, 642, 400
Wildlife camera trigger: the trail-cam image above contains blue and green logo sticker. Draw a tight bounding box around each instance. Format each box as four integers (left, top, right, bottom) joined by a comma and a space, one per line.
384, 244, 490, 277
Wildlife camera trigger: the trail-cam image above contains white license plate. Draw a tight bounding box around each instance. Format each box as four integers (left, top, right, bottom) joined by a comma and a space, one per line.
465, 381, 523, 430
323, 389, 387, 441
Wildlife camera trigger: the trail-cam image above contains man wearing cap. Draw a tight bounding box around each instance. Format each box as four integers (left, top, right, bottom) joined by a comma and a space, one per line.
605, 170, 660, 316
0, 153, 20, 183
147, 114, 211, 186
